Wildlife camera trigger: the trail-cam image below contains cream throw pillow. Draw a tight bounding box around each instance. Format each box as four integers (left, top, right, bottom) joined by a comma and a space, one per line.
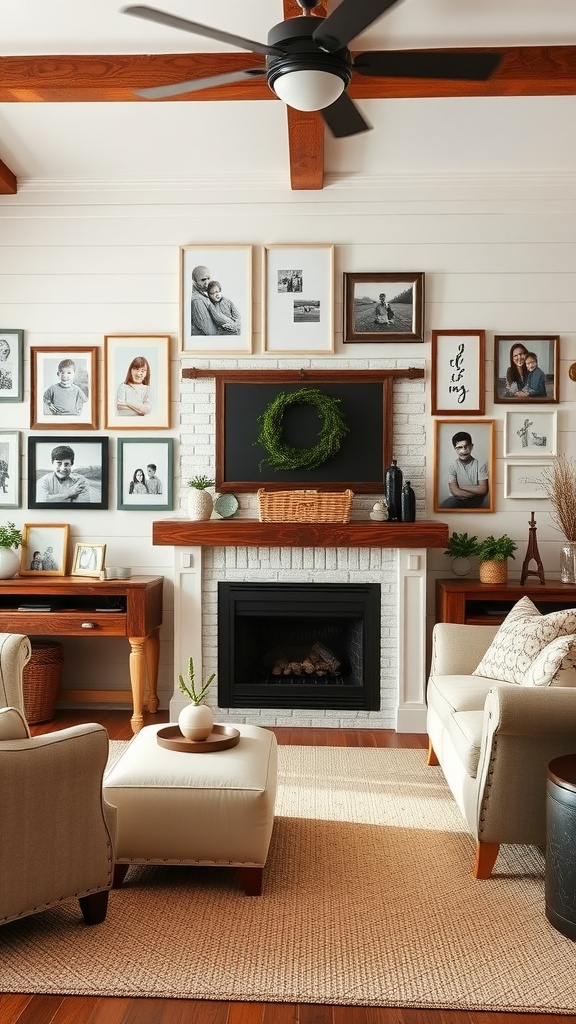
523, 635, 576, 686
473, 596, 576, 685
551, 647, 576, 687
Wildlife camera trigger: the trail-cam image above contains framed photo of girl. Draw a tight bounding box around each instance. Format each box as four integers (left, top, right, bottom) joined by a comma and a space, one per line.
343, 272, 424, 343
0, 329, 24, 402
104, 335, 171, 430
117, 438, 174, 511
28, 436, 109, 511
431, 330, 485, 415
19, 523, 69, 577
494, 335, 559, 404
179, 244, 253, 356
0, 430, 20, 509
30, 346, 98, 430
433, 419, 495, 513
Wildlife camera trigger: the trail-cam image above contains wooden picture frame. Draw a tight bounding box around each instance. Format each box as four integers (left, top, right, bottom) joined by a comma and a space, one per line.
431, 330, 485, 415
117, 437, 174, 511
0, 430, 20, 509
104, 334, 170, 430
179, 244, 252, 355
20, 523, 69, 577
263, 244, 334, 354
343, 272, 424, 343
504, 409, 558, 458
27, 435, 109, 511
30, 346, 98, 430
504, 461, 550, 499
433, 419, 495, 513
494, 335, 559, 403
71, 542, 107, 577
0, 329, 24, 402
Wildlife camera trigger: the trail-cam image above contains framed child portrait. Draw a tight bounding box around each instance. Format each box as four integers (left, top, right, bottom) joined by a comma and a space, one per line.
434, 419, 495, 513
0, 329, 23, 402
28, 435, 109, 511
71, 542, 107, 577
30, 346, 98, 430
117, 438, 174, 511
20, 523, 69, 577
104, 335, 171, 430
343, 272, 424, 343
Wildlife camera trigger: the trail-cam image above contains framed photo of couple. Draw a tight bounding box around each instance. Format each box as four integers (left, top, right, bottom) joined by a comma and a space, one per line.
179, 245, 253, 356
117, 438, 174, 511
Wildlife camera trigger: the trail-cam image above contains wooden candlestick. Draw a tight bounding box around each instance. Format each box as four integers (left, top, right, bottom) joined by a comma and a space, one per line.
520, 512, 546, 585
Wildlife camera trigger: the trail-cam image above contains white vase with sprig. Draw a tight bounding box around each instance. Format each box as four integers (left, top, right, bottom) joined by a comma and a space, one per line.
541, 456, 576, 583
177, 656, 216, 741
187, 475, 215, 521
0, 522, 22, 579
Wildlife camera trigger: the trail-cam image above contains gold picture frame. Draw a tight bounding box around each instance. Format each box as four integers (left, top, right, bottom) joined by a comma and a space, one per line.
71, 542, 107, 577
20, 523, 69, 576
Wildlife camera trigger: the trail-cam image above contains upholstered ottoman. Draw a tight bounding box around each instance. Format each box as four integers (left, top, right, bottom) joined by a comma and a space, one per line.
103, 722, 277, 895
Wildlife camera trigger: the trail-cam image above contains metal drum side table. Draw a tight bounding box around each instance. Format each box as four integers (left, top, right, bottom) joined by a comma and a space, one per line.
546, 754, 576, 940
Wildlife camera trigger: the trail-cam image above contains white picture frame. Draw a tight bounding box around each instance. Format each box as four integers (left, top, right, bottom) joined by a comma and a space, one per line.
504, 461, 550, 499
104, 335, 170, 430
179, 244, 253, 355
504, 410, 558, 458
263, 244, 334, 354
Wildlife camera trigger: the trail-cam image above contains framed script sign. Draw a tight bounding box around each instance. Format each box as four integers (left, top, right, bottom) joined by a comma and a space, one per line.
431, 330, 485, 416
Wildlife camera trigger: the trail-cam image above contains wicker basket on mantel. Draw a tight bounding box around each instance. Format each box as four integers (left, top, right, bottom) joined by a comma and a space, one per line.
257, 488, 353, 524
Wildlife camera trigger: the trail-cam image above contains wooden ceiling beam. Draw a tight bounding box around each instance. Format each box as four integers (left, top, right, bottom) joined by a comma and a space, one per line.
0, 159, 17, 195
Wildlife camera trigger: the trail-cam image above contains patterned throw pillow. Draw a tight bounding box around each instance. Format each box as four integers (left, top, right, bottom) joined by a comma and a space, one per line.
523, 635, 576, 686
551, 647, 576, 687
473, 596, 576, 685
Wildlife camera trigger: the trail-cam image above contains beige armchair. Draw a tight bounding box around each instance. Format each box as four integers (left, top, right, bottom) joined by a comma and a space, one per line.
0, 632, 116, 926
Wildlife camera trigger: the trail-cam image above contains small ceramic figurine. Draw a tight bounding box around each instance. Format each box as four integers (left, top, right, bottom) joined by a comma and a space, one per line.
370, 498, 388, 522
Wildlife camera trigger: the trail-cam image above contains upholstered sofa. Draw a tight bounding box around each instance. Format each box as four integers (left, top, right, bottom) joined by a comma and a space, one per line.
427, 613, 576, 880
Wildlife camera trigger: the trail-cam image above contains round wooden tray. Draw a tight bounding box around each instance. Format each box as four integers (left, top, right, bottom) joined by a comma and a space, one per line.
156, 724, 240, 753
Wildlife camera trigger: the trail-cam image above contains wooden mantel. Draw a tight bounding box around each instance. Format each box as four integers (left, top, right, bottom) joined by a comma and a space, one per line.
152, 519, 449, 549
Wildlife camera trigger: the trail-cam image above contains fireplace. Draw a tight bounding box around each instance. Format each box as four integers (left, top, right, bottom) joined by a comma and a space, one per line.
218, 582, 381, 711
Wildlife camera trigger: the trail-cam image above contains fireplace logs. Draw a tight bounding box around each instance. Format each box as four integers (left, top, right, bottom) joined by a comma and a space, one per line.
270, 642, 342, 680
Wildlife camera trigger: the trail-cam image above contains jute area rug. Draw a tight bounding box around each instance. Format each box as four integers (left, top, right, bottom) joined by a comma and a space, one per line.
1, 744, 575, 1011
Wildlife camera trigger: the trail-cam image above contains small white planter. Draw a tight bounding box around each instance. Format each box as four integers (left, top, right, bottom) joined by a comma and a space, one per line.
187, 489, 214, 521
0, 548, 20, 579
178, 702, 214, 741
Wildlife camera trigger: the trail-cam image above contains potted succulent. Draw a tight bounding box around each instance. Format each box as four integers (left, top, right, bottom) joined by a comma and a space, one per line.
0, 521, 22, 579
178, 656, 216, 741
444, 531, 479, 577
476, 534, 517, 584
186, 474, 215, 521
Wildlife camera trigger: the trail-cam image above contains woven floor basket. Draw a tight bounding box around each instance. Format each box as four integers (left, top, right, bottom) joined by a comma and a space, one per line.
22, 641, 64, 724
257, 488, 353, 523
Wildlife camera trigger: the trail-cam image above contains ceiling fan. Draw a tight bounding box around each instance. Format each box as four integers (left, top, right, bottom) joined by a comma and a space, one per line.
122, 0, 502, 140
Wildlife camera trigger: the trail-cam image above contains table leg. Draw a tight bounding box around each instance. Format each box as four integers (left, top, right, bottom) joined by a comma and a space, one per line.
145, 627, 160, 714
128, 636, 146, 734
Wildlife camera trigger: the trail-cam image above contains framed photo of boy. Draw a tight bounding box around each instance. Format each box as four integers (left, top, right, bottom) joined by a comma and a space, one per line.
0, 329, 24, 402
71, 542, 107, 577
504, 409, 558, 458
104, 335, 170, 430
434, 419, 495, 513
431, 330, 485, 415
494, 335, 559, 403
117, 438, 174, 511
263, 244, 334, 354
0, 430, 20, 509
30, 346, 98, 430
20, 523, 69, 577
179, 244, 253, 356
28, 436, 109, 511
343, 272, 424, 343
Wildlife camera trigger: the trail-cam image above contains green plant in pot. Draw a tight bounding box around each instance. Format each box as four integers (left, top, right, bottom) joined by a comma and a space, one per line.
186, 474, 215, 522
444, 531, 479, 577
178, 656, 216, 741
477, 534, 517, 584
0, 521, 23, 579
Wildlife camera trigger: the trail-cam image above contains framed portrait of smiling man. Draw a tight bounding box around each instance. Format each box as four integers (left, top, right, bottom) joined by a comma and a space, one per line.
27, 436, 109, 510
434, 419, 495, 513
179, 244, 253, 356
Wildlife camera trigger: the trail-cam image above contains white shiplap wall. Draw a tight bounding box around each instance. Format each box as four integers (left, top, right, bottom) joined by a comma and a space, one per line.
1, 172, 575, 714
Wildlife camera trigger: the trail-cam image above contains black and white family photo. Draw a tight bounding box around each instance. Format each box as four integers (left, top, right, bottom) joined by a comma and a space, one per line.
20, 522, 69, 577
264, 244, 334, 354
344, 272, 424, 343
117, 438, 173, 511
180, 245, 252, 355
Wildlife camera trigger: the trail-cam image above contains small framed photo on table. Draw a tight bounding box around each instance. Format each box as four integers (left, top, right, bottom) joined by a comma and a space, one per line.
20, 523, 69, 577
117, 438, 174, 511
104, 335, 171, 430
71, 542, 106, 577
30, 346, 98, 430
263, 244, 334, 354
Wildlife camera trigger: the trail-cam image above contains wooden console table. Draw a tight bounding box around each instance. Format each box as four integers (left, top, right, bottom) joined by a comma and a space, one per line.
0, 575, 163, 733
436, 578, 576, 625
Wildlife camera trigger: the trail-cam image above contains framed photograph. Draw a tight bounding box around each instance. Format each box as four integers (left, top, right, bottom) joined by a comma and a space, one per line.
434, 419, 495, 513
179, 244, 252, 355
0, 329, 24, 402
494, 335, 559, 403
504, 409, 558, 458
104, 335, 170, 430
263, 244, 334, 354
19, 523, 69, 577
504, 461, 550, 499
343, 272, 424, 343
0, 430, 20, 509
431, 330, 485, 415
30, 346, 98, 430
117, 438, 174, 511
71, 542, 106, 577
27, 436, 109, 511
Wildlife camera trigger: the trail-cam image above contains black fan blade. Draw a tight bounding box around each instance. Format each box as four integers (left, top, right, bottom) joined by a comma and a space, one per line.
321, 92, 372, 139
313, 0, 404, 53
136, 68, 266, 100
123, 5, 285, 57
353, 50, 502, 81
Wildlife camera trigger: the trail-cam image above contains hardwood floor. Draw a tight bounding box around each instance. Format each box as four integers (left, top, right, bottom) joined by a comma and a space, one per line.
3, 711, 572, 1024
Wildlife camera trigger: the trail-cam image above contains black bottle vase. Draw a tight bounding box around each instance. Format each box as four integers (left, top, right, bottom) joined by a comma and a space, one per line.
385, 459, 403, 522
401, 480, 416, 523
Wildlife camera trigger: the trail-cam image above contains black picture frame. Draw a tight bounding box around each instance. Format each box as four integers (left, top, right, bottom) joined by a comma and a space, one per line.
27, 435, 109, 510
343, 272, 424, 343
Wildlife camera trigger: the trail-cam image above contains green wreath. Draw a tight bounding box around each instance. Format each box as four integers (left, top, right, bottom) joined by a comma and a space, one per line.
256, 387, 349, 472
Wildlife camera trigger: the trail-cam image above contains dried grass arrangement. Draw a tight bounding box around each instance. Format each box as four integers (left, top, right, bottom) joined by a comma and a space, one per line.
541, 455, 576, 541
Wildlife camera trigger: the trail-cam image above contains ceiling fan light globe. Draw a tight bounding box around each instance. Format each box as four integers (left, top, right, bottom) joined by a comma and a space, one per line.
272, 69, 345, 111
